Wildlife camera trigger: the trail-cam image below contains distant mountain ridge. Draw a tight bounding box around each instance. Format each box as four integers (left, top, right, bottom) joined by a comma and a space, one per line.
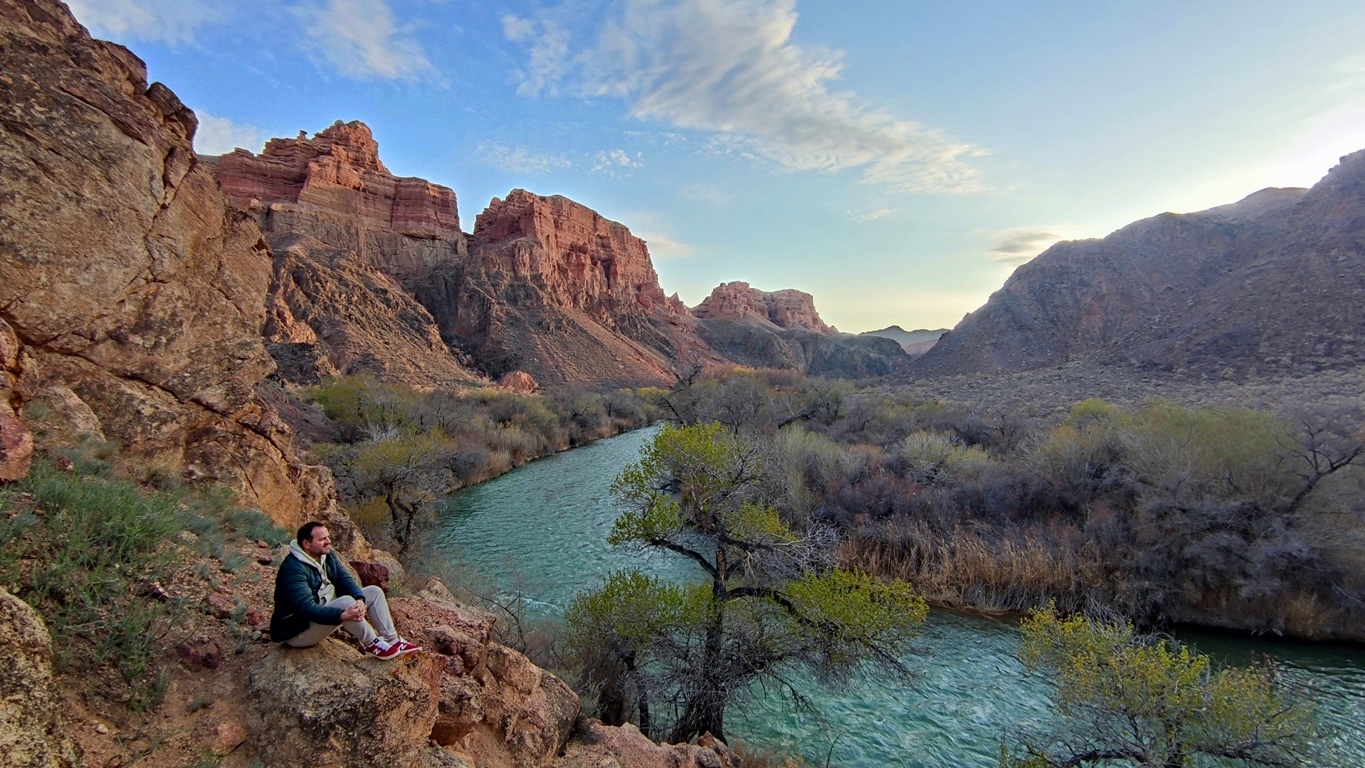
910, 154, 1365, 378
862, 326, 948, 356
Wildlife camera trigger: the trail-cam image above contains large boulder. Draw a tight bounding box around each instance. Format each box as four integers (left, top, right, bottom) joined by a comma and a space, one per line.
390, 580, 580, 768
0, 587, 79, 768
246, 639, 451, 768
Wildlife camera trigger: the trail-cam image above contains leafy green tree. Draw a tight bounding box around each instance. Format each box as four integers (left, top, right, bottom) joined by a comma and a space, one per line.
319, 431, 453, 552
570, 422, 927, 743
1005, 606, 1314, 768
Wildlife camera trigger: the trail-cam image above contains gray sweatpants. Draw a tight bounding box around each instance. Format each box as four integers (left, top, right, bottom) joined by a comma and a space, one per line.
285, 584, 397, 649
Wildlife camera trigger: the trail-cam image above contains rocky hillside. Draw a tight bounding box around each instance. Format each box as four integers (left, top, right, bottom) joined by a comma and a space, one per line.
690, 282, 908, 378
0, 0, 352, 535
912, 161, 1365, 377
206, 122, 486, 388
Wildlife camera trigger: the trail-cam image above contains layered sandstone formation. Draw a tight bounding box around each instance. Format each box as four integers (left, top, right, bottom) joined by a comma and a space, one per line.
0, 0, 345, 530
211, 120, 467, 280
413, 190, 693, 387
208, 122, 485, 387
692, 281, 836, 333
913, 165, 1365, 378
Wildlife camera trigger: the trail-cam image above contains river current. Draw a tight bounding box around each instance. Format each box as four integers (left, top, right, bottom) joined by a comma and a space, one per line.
431, 426, 1364, 767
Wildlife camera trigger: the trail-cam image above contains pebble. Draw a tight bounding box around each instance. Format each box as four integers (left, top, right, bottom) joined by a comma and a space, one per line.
94, 723, 109, 735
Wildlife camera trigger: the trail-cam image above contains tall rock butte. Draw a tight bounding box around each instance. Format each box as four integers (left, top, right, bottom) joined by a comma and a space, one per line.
207, 122, 485, 387
912, 160, 1365, 378
414, 189, 695, 388
0, 0, 348, 532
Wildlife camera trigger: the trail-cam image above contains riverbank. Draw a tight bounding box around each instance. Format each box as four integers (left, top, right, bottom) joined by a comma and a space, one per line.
426, 426, 1365, 768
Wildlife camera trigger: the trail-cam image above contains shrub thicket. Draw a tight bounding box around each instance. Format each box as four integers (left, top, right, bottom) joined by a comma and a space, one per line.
306, 375, 660, 551
651, 367, 1365, 638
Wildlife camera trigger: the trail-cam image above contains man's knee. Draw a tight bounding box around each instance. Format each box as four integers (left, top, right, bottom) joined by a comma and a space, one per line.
362, 585, 385, 604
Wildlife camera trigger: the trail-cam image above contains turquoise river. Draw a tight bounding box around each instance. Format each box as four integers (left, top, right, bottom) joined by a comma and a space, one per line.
430, 427, 1365, 767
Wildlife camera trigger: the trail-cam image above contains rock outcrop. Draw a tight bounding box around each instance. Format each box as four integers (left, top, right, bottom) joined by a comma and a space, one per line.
210, 120, 468, 280
913, 158, 1365, 378
0, 0, 338, 528
413, 191, 691, 388
248, 579, 579, 768
0, 588, 79, 768
553, 721, 740, 768
861, 326, 948, 356
693, 281, 836, 333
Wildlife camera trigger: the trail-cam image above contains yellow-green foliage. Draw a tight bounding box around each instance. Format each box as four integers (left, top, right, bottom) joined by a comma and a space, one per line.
1008, 606, 1314, 767
567, 571, 699, 647
1121, 402, 1291, 502
900, 429, 994, 485
785, 569, 927, 665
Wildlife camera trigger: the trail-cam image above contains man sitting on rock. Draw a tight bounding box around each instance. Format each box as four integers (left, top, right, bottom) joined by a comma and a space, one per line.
270, 521, 421, 659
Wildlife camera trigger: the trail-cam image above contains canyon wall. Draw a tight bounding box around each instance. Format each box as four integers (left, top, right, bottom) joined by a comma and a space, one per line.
0, 0, 345, 533
210, 120, 467, 281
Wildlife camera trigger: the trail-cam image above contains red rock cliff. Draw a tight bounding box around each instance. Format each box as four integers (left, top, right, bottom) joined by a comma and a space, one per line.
692, 281, 836, 333
211, 121, 466, 280
470, 190, 677, 323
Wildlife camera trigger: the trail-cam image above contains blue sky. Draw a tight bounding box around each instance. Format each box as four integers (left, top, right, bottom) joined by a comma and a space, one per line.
68, 0, 1365, 332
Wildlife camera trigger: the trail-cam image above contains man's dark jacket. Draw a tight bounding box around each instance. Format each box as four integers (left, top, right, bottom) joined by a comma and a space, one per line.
269, 547, 366, 642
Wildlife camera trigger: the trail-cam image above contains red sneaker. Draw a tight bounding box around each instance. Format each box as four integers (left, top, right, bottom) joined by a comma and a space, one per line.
369, 641, 401, 660
392, 639, 422, 657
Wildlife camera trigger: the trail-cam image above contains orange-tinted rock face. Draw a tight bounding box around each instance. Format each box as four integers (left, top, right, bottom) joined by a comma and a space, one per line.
211, 121, 466, 280
471, 190, 677, 323
692, 281, 836, 333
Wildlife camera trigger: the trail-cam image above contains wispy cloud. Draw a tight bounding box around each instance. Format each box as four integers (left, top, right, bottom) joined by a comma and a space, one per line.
477, 141, 573, 174
192, 111, 269, 155
504, 0, 985, 193
593, 148, 644, 173
637, 231, 693, 258
296, 0, 433, 81
67, 0, 226, 44
851, 208, 894, 223
679, 184, 731, 205
985, 227, 1067, 264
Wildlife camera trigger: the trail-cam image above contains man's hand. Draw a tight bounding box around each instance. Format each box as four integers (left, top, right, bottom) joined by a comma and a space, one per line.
341, 601, 366, 622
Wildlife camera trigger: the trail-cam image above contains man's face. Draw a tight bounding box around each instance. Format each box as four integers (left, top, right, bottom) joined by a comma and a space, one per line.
302, 526, 332, 558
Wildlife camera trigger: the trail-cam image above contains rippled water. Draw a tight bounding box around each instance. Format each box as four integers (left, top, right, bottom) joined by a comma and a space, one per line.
432, 426, 1365, 767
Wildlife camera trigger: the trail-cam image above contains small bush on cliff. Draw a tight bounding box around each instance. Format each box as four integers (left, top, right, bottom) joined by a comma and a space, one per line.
1003, 606, 1314, 767
0, 462, 187, 706
0, 460, 287, 710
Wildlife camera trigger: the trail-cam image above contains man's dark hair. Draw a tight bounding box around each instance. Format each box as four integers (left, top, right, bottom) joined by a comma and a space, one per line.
296, 521, 327, 546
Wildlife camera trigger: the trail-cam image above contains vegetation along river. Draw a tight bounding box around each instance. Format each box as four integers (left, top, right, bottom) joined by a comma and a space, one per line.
430, 426, 1365, 767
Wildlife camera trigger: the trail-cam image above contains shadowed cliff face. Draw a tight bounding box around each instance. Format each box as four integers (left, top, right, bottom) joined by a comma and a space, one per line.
912, 160, 1365, 378
0, 0, 349, 532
